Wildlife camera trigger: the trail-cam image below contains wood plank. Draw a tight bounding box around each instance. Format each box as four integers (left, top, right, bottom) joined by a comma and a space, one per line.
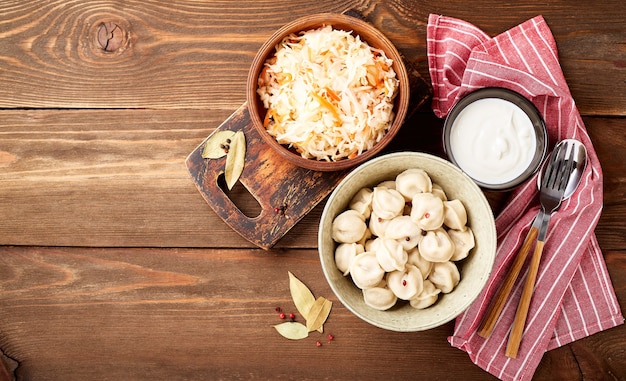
1, 111, 625, 249
0, 1, 625, 115
1, 245, 623, 380
1, 1, 625, 381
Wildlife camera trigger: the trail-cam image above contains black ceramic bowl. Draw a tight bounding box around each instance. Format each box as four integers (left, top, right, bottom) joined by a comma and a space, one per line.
443, 87, 548, 191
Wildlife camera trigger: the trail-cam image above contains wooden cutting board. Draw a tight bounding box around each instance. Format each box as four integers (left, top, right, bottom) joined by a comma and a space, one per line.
186, 10, 431, 249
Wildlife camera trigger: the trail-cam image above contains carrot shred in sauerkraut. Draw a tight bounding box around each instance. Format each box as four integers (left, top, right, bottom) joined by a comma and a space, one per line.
257, 25, 399, 162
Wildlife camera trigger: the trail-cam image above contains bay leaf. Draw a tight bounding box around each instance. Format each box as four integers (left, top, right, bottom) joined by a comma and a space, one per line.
224, 130, 246, 190
273, 321, 308, 340
202, 130, 236, 159
306, 296, 332, 332
288, 271, 316, 319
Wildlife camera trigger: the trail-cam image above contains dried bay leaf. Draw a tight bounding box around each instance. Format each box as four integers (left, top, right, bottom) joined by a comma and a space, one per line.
288, 271, 316, 319
224, 130, 246, 190
274, 322, 308, 340
202, 130, 236, 159
306, 296, 332, 332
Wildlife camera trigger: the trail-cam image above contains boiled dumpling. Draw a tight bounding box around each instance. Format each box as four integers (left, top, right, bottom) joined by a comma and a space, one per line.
376, 180, 396, 190
406, 247, 433, 279
395, 168, 433, 201
349, 188, 373, 219
350, 252, 385, 289
443, 199, 468, 231
410, 192, 445, 231
431, 183, 448, 201
384, 215, 423, 250
448, 227, 475, 261
387, 265, 423, 300
368, 211, 391, 238
409, 279, 441, 309
357, 227, 373, 246
428, 261, 460, 293
335, 242, 364, 276
372, 187, 405, 220
363, 281, 397, 311
364, 236, 382, 252
332, 167, 473, 311
332, 209, 367, 244
419, 228, 455, 262
375, 238, 408, 272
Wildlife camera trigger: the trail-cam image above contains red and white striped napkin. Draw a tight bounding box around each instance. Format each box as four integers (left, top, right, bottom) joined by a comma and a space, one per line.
427, 14, 623, 381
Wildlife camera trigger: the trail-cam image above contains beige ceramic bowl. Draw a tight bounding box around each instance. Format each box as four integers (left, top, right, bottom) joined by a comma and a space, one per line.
247, 13, 410, 172
318, 152, 497, 331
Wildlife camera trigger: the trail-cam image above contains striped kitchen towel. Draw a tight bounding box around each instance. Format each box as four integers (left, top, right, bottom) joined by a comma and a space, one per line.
427, 14, 624, 381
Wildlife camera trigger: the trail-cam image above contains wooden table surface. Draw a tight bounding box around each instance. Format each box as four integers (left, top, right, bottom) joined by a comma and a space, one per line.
1, 1, 625, 380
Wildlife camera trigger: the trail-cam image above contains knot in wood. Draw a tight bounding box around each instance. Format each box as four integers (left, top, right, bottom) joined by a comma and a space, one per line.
96, 22, 124, 52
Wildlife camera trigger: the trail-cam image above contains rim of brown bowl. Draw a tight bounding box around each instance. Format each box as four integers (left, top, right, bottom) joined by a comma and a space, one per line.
247, 13, 410, 172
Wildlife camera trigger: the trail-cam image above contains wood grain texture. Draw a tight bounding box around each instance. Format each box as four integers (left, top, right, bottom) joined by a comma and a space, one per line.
1, 1, 625, 380
1, 112, 624, 250
186, 105, 349, 249
0, 0, 624, 114
1, 246, 624, 380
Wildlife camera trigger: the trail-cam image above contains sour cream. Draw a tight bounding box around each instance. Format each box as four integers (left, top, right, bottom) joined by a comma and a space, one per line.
448, 98, 537, 185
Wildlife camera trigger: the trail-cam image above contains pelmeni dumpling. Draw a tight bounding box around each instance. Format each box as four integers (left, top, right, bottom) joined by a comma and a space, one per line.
419, 228, 455, 262
448, 228, 475, 261
431, 183, 448, 201
443, 199, 468, 231
368, 211, 391, 238
377, 180, 396, 190
384, 215, 423, 250
331, 166, 474, 311
395, 168, 433, 201
387, 265, 423, 300
335, 243, 364, 276
410, 192, 445, 231
363, 281, 397, 311
350, 252, 385, 289
407, 247, 433, 279
349, 188, 373, 219
372, 187, 405, 220
332, 210, 367, 244
409, 280, 441, 309
375, 238, 408, 272
428, 261, 460, 293
357, 228, 372, 247
364, 236, 382, 252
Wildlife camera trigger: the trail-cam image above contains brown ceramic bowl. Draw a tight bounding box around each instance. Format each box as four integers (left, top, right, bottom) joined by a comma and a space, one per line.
247, 13, 410, 172
318, 152, 497, 331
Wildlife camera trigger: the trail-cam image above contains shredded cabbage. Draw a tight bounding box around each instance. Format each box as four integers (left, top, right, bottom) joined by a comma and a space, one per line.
257, 25, 399, 162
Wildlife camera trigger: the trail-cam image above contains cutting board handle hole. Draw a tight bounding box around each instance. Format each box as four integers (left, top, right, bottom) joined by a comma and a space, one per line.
217, 173, 262, 218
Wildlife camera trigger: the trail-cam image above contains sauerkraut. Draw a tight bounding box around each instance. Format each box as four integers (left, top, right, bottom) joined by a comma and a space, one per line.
257, 25, 399, 162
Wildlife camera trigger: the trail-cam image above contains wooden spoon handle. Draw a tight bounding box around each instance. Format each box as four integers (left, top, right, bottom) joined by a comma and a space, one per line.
506, 240, 546, 358
477, 226, 538, 338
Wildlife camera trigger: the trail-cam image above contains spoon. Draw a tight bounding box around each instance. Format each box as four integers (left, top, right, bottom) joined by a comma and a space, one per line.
477, 139, 587, 341
506, 138, 587, 357
520, 139, 588, 235
538, 138, 587, 201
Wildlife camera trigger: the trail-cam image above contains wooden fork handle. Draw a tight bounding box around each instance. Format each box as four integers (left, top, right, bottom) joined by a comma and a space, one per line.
506, 239, 546, 358
477, 226, 538, 338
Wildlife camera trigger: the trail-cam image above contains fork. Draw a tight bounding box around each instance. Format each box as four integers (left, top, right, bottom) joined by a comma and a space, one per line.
504, 140, 576, 358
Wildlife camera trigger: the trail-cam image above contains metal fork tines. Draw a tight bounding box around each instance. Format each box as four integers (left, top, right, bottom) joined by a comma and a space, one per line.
538, 141, 575, 222
505, 141, 576, 358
